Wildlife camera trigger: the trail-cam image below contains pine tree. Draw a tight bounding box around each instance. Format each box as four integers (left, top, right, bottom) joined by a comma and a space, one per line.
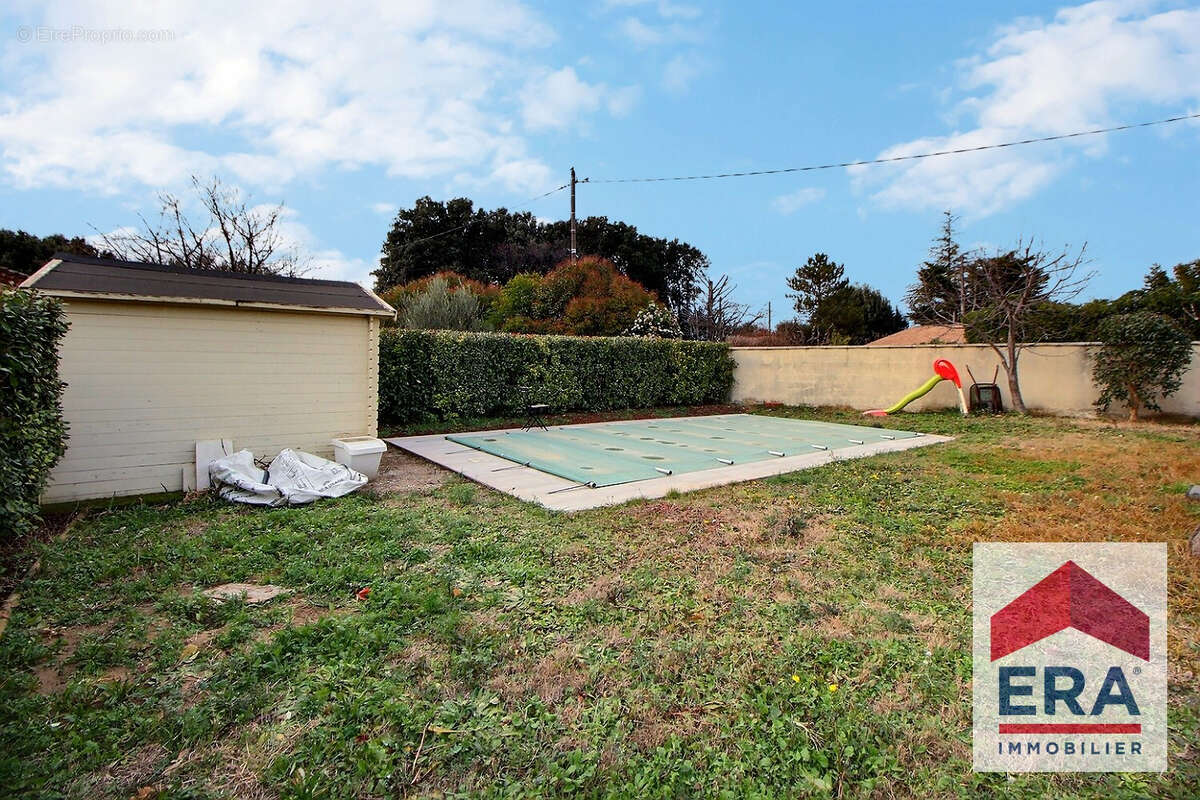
787, 253, 847, 313
905, 211, 973, 324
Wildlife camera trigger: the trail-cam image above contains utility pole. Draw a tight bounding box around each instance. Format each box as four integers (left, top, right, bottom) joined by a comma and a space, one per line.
766, 301, 771, 331
569, 166, 577, 262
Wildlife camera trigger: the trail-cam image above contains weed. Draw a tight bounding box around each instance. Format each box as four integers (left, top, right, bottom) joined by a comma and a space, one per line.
447, 482, 477, 506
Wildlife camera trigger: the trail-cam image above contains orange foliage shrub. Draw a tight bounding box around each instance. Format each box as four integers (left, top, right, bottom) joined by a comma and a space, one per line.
537, 256, 658, 336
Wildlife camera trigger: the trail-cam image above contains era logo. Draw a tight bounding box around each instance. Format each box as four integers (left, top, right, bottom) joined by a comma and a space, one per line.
998, 666, 1138, 717
973, 543, 1166, 772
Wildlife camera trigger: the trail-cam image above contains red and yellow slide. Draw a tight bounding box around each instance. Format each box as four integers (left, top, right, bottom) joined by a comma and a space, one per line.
865, 359, 968, 416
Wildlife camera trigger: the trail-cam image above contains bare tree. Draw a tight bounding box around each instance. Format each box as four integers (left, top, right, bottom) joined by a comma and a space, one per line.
96, 176, 305, 275
969, 240, 1093, 413
685, 275, 763, 341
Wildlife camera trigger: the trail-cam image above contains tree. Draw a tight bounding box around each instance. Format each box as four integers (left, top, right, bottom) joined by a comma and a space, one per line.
98, 176, 304, 275
684, 275, 762, 341
905, 211, 979, 324
959, 259, 1199, 346
786, 253, 849, 342
0, 229, 102, 278
1128, 261, 1200, 339
488, 241, 569, 285
965, 240, 1092, 413
813, 284, 907, 345
773, 320, 809, 345
1005, 298, 1113, 343
544, 217, 707, 316
375, 197, 525, 287
1092, 312, 1192, 421
373, 198, 708, 317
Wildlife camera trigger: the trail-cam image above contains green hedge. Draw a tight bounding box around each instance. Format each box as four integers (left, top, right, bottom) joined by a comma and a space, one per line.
1, 290, 69, 540
379, 330, 735, 423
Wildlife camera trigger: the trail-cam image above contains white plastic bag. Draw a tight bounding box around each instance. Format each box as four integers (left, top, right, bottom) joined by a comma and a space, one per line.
209, 448, 367, 506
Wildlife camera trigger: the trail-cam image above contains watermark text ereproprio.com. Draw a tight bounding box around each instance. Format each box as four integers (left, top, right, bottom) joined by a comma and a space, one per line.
15, 26, 175, 44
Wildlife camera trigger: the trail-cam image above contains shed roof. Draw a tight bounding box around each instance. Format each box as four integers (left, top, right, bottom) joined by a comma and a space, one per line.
21, 253, 394, 317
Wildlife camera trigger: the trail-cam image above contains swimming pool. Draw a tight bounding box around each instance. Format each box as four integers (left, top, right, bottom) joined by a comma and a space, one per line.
446, 413, 926, 487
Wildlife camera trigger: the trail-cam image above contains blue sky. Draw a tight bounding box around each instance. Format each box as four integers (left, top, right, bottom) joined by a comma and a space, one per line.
2, 0, 1198, 321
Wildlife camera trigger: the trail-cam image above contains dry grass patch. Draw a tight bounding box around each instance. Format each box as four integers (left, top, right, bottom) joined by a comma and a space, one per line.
489, 641, 592, 706
958, 431, 1200, 675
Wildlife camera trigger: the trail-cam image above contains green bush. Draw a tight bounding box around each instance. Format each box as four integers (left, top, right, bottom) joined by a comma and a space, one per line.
378, 330, 735, 423
1092, 311, 1194, 421
1, 289, 69, 539
398, 275, 490, 331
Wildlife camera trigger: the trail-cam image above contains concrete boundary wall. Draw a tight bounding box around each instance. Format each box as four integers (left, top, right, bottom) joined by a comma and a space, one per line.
730, 343, 1200, 418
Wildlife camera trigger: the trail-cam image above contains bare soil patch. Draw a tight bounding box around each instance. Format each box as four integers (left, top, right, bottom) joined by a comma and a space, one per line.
372, 448, 450, 494
34, 621, 112, 694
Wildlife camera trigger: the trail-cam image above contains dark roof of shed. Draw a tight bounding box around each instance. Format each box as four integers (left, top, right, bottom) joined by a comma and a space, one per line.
21, 253, 394, 316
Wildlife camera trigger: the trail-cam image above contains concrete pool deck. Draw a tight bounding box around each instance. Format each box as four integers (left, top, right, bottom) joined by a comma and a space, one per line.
386, 414, 953, 512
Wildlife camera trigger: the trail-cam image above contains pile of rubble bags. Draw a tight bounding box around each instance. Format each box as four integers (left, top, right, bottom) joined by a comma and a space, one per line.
208, 448, 367, 506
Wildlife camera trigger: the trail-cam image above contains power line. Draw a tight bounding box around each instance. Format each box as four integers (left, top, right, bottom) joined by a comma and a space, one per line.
398, 182, 569, 250
584, 112, 1200, 184
391, 111, 1198, 252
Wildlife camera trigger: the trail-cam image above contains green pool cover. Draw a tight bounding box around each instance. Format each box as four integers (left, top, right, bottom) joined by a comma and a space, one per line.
446, 414, 923, 487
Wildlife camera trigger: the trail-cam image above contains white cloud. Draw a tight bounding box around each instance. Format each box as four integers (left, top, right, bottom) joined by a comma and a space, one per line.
371, 202, 397, 216
519, 66, 638, 132
607, 85, 641, 117
0, 0, 627, 198
852, 0, 1200, 216
619, 18, 665, 47
662, 53, 704, 92
771, 187, 826, 215
519, 67, 602, 130
617, 16, 705, 49
604, 0, 707, 96
604, 1, 701, 21
305, 249, 373, 286
855, 132, 1067, 218
484, 157, 556, 196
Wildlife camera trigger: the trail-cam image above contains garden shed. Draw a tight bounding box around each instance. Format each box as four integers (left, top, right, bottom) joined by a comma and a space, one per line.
21, 254, 394, 504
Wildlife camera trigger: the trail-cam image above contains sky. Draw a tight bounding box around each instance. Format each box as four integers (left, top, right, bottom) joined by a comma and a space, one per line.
1, 0, 1198, 321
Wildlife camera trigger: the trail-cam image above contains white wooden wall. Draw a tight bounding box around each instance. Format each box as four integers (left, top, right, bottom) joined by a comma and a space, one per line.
43, 299, 379, 503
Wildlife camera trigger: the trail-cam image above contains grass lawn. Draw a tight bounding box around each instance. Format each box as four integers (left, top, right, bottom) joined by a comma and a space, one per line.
1, 407, 1197, 798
